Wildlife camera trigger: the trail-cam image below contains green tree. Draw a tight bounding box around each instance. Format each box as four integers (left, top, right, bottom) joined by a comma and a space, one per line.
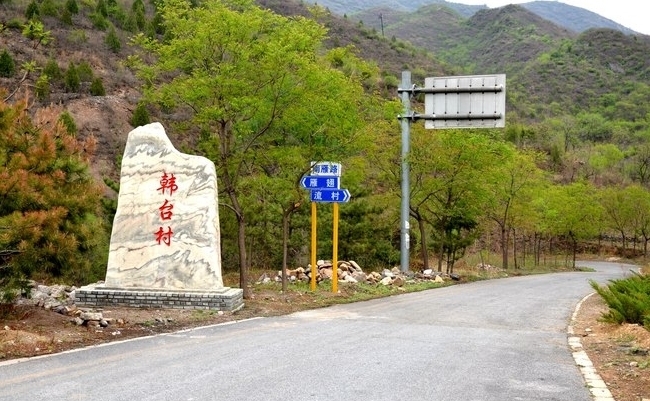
484, 149, 544, 269
130, 102, 150, 127
105, 26, 121, 53
90, 77, 105, 96
129, 0, 374, 297
0, 50, 15, 78
64, 62, 80, 92
408, 130, 502, 272
25, 0, 40, 19
34, 73, 50, 101
0, 97, 107, 302
77, 61, 93, 82
541, 182, 602, 268
43, 58, 62, 83
22, 20, 52, 49
600, 186, 637, 253
65, 0, 79, 15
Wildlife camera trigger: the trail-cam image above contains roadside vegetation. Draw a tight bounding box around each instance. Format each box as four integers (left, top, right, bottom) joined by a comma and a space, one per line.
591, 267, 650, 330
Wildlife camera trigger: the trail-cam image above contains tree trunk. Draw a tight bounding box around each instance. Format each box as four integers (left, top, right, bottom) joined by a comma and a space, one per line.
512, 227, 518, 270
501, 224, 509, 269
417, 217, 429, 271
281, 201, 301, 293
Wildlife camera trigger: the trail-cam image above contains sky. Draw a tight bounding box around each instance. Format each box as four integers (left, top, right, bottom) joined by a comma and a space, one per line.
457, 1, 650, 35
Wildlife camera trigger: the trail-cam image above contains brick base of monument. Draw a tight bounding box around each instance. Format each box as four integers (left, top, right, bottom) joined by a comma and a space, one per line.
75, 284, 244, 311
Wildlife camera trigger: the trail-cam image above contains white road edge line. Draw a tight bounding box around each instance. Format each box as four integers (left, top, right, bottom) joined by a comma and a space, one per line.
0, 316, 265, 367
568, 292, 615, 401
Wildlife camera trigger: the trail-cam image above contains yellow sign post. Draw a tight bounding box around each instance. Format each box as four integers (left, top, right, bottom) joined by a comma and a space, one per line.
310, 201, 317, 291
302, 162, 350, 293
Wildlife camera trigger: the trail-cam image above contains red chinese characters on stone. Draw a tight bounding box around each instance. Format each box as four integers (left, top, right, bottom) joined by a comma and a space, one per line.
154, 226, 173, 246
158, 199, 174, 221
155, 171, 177, 246
157, 172, 178, 196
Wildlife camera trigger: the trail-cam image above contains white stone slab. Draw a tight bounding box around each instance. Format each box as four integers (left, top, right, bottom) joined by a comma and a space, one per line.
105, 122, 223, 290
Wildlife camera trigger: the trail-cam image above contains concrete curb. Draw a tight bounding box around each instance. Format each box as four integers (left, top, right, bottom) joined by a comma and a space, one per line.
568, 292, 615, 401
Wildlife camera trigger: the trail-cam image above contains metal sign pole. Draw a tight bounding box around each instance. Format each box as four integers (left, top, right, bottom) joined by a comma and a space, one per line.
400, 71, 411, 273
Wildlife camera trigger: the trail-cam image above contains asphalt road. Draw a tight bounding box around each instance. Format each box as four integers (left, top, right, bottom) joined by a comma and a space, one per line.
0, 261, 635, 401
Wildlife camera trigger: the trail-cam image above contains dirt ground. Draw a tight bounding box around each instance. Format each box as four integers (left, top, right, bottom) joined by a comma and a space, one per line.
1, 281, 649, 401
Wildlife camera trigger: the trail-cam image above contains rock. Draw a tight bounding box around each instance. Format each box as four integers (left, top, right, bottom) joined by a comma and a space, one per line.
104, 122, 224, 290
99, 320, 110, 328
392, 276, 405, 287
450, 274, 460, 281
72, 317, 85, 326
382, 269, 394, 278
80, 312, 103, 321
343, 275, 358, 284
349, 260, 362, 272
319, 268, 333, 280
423, 269, 433, 276
351, 272, 367, 283
379, 276, 392, 286
434, 275, 445, 283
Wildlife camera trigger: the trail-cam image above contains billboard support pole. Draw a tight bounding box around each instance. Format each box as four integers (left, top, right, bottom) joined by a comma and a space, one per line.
399, 71, 412, 273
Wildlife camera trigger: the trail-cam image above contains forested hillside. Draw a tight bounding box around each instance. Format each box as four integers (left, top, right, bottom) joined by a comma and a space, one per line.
1, 0, 650, 298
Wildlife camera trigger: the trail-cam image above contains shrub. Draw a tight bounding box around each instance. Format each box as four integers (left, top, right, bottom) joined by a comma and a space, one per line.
40, 0, 59, 17
591, 272, 650, 329
64, 62, 80, 92
65, 0, 79, 15
0, 50, 16, 77
58, 110, 77, 134
77, 60, 93, 82
130, 102, 150, 127
34, 74, 50, 101
25, 0, 40, 19
90, 77, 105, 96
43, 58, 62, 82
105, 26, 121, 53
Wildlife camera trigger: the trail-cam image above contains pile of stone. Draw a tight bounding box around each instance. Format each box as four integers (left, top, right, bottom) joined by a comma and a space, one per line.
16, 281, 118, 328
259, 260, 452, 287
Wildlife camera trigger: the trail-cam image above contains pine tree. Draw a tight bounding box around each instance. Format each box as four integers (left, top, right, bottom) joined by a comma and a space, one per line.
105, 27, 121, 53
90, 77, 105, 96
64, 62, 80, 92
0, 50, 15, 77
130, 102, 150, 127
0, 96, 108, 302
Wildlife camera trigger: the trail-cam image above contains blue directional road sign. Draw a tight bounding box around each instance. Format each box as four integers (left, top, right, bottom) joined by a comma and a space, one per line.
311, 188, 351, 203
300, 175, 340, 190
310, 161, 342, 177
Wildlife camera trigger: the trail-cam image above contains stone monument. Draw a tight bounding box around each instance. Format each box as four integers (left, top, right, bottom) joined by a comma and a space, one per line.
76, 123, 243, 311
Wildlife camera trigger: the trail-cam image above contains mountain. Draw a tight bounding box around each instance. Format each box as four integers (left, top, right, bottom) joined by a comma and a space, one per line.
520, 1, 637, 35
311, 0, 641, 35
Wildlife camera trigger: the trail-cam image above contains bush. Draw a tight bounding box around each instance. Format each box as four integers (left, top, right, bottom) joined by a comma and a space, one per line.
77, 60, 93, 82
65, 0, 79, 15
0, 50, 16, 77
64, 62, 80, 92
90, 77, 105, 96
130, 102, 150, 127
25, 0, 40, 19
591, 272, 650, 330
34, 74, 50, 101
105, 26, 121, 53
43, 58, 63, 83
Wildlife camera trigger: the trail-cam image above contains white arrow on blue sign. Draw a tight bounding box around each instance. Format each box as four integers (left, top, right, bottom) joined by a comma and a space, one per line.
311, 188, 351, 203
300, 175, 340, 190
